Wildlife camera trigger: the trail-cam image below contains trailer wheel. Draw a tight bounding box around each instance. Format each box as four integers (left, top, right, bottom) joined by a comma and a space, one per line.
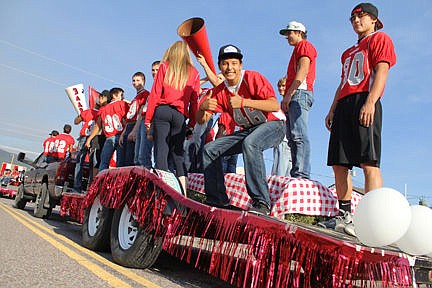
34, 183, 52, 218
110, 204, 163, 268
13, 184, 27, 209
81, 196, 113, 251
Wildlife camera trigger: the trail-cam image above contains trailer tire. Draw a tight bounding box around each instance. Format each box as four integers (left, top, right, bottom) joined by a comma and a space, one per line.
34, 183, 52, 218
110, 204, 163, 269
13, 184, 27, 209
82, 196, 113, 251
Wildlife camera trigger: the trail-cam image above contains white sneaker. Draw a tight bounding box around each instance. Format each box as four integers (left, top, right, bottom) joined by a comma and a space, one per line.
335, 211, 356, 237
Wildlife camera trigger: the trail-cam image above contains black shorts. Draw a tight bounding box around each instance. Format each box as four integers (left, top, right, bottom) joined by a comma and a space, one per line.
327, 92, 382, 168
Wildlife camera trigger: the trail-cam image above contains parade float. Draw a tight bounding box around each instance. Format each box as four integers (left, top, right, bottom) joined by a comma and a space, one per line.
56, 166, 432, 287
13, 16, 432, 287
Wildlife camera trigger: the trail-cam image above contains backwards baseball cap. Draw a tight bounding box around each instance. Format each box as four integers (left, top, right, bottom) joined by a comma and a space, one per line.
63, 124, 72, 133
351, 3, 383, 30
218, 44, 243, 63
279, 21, 307, 35
49, 130, 59, 136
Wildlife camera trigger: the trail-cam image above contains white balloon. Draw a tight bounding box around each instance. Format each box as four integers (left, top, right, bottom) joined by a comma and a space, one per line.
353, 187, 411, 247
397, 205, 432, 256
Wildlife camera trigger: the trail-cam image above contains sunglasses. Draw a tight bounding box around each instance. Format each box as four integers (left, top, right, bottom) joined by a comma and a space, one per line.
349, 12, 369, 22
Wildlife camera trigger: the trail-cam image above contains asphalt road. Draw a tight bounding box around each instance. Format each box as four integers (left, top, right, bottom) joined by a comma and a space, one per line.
0, 197, 232, 288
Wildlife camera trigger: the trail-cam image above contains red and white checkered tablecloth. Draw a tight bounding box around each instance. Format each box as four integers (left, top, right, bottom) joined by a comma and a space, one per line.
187, 173, 362, 219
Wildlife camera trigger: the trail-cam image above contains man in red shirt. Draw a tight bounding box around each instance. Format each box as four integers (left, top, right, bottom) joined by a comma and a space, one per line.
319, 3, 396, 236
43, 130, 59, 163
85, 88, 129, 171
279, 21, 317, 180
72, 90, 110, 192
197, 44, 286, 215
118, 72, 150, 167
55, 124, 75, 159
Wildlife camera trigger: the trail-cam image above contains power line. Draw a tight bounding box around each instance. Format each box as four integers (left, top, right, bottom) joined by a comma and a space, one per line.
0, 63, 66, 86
0, 39, 126, 86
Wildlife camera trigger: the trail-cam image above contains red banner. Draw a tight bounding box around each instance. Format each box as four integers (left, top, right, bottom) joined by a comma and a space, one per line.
88, 86, 99, 109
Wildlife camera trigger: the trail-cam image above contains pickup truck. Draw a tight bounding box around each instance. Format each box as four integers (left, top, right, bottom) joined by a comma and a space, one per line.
13, 152, 89, 218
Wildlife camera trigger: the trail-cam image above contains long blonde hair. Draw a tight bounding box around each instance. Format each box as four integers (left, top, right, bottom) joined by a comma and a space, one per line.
162, 41, 193, 90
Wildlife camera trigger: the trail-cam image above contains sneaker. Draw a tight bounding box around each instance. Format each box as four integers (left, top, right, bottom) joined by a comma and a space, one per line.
343, 223, 356, 237
317, 217, 337, 229
335, 210, 356, 237
249, 201, 271, 216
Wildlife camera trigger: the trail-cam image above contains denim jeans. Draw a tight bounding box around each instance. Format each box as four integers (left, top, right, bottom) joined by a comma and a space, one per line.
116, 122, 135, 167
134, 119, 153, 168
286, 89, 313, 179
99, 134, 120, 172
203, 120, 285, 207
271, 137, 292, 177
222, 154, 238, 173
73, 136, 87, 191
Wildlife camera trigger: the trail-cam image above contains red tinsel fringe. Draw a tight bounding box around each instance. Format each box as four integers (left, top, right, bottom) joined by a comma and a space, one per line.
78, 167, 412, 288
60, 192, 86, 223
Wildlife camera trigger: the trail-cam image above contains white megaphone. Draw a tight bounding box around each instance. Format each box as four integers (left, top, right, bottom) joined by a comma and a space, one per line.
65, 83, 88, 114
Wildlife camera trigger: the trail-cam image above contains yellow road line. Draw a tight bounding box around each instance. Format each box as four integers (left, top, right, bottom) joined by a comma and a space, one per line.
1, 202, 162, 288
0, 203, 131, 288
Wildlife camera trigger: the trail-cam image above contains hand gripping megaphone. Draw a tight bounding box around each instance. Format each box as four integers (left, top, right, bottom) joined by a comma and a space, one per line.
65, 83, 88, 114
177, 17, 216, 74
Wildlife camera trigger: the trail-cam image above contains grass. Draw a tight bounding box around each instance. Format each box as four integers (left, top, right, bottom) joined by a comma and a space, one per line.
187, 189, 322, 225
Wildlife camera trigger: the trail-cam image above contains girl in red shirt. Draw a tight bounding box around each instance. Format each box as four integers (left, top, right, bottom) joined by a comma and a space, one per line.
145, 41, 200, 190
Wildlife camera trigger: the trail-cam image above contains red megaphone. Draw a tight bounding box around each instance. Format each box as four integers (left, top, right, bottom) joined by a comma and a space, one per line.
177, 17, 216, 74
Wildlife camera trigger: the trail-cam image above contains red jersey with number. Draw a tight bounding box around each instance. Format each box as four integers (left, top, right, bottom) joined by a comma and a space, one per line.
127, 89, 150, 122
205, 70, 285, 129
339, 32, 396, 100
145, 61, 200, 127
286, 40, 317, 92
79, 109, 98, 136
98, 100, 129, 138
55, 133, 75, 159
43, 136, 57, 157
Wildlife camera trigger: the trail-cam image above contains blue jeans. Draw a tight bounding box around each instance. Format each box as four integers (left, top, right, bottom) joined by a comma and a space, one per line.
222, 154, 238, 173
286, 89, 313, 179
203, 120, 285, 207
99, 134, 120, 172
271, 137, 292, 177
116, 122, 135, 167
73, 136, 87, 191
134, 119, 153, 168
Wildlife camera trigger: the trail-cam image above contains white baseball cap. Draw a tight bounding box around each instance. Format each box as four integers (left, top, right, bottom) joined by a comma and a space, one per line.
279, 21, 307, 35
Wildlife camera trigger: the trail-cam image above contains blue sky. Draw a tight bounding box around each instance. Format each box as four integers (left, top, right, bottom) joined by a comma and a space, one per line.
0, 1, 431, 204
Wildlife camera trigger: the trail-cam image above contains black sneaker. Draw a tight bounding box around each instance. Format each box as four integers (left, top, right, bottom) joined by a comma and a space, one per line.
249, 201, 271, 216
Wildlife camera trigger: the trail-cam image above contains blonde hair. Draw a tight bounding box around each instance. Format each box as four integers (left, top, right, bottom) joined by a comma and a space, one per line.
162, 41, 193, 90
277, 77, 286, 86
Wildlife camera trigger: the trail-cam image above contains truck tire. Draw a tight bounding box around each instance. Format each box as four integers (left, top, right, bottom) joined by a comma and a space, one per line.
110, 203, 163, 269
13, 184, 27, 209
82, 196, 113, 251
34, 183, 52, 219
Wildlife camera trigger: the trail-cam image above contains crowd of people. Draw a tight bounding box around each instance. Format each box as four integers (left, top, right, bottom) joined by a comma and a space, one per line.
42, 3, 396, 236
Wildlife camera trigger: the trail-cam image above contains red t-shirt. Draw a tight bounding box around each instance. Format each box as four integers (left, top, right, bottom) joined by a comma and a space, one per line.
339, 31, 396, 100
285, 40, 317, 92
204, 70, 285, 129
126, 89, 150, 122
55, 133, 75, 159
98, 100, 129, 138
43, 136, 57, 157
79, 109, 98, 137
145, 61, 200, 127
